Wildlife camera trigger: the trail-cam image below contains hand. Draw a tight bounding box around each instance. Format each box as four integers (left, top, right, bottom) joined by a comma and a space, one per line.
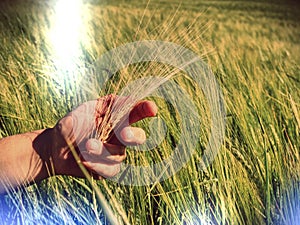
51, 95, 157, 179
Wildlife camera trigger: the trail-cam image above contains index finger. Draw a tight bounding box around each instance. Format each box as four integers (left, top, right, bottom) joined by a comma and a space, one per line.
129, 100, 158, 124
106, 99, 157, 146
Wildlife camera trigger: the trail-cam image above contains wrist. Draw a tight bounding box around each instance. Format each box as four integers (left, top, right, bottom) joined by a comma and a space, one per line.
49, 125, 70, 176
33, 126, 69, 177
32, 128, 58, 179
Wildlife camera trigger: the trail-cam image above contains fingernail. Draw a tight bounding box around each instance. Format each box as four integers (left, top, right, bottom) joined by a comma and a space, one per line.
125, 128, 134, 140
89, 139, 100, 150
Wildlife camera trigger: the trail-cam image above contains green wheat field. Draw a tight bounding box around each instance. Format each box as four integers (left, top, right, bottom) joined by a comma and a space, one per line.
0, 0, 300, 224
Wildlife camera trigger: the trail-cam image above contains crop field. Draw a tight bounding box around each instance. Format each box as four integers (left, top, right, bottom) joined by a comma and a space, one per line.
0, 0, 299, 224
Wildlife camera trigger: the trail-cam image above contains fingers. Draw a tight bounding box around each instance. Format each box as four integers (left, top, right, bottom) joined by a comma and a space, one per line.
107, 126, 147, 146
109, 97, 157, 125
129, 100, 158, 124
74, 97, 158, 179
107, 99, 156, 145
81, 122, 147, 177
82, 160, 121, 178
119, 127, 146, 145
81, 138, 125, 178
57, 97, 157, 146
84, 139, 126, 163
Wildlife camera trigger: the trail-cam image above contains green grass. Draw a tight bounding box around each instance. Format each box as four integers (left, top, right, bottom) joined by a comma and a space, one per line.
0, 0, 300, 224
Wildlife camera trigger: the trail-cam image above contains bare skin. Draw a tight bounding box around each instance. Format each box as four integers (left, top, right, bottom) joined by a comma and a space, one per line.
0, 95, 157, 193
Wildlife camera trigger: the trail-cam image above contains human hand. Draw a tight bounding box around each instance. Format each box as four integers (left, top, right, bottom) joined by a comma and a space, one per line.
51, 95, 157, 179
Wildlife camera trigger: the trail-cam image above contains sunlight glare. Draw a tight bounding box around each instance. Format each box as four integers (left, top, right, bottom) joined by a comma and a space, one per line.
48, 0, 86, 83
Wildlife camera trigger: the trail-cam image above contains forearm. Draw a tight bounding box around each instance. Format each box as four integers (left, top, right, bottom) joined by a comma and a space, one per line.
0, 129, 54, 193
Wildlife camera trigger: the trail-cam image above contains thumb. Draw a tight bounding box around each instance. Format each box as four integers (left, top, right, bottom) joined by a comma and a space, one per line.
85, 138, 103, 155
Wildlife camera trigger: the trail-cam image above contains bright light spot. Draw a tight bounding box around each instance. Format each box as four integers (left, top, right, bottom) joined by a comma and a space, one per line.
48, 0, 87, 83
186, 214, 210, 225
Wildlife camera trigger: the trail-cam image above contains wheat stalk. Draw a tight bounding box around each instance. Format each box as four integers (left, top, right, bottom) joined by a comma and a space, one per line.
93, 55, 200, 143
85, 49, 201, 225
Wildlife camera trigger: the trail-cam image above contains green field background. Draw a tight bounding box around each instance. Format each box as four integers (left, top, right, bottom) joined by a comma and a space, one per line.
0, 0, 299, 224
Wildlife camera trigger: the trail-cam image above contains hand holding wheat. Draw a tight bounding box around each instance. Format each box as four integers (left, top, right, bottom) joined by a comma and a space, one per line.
51, 94, 157, 179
